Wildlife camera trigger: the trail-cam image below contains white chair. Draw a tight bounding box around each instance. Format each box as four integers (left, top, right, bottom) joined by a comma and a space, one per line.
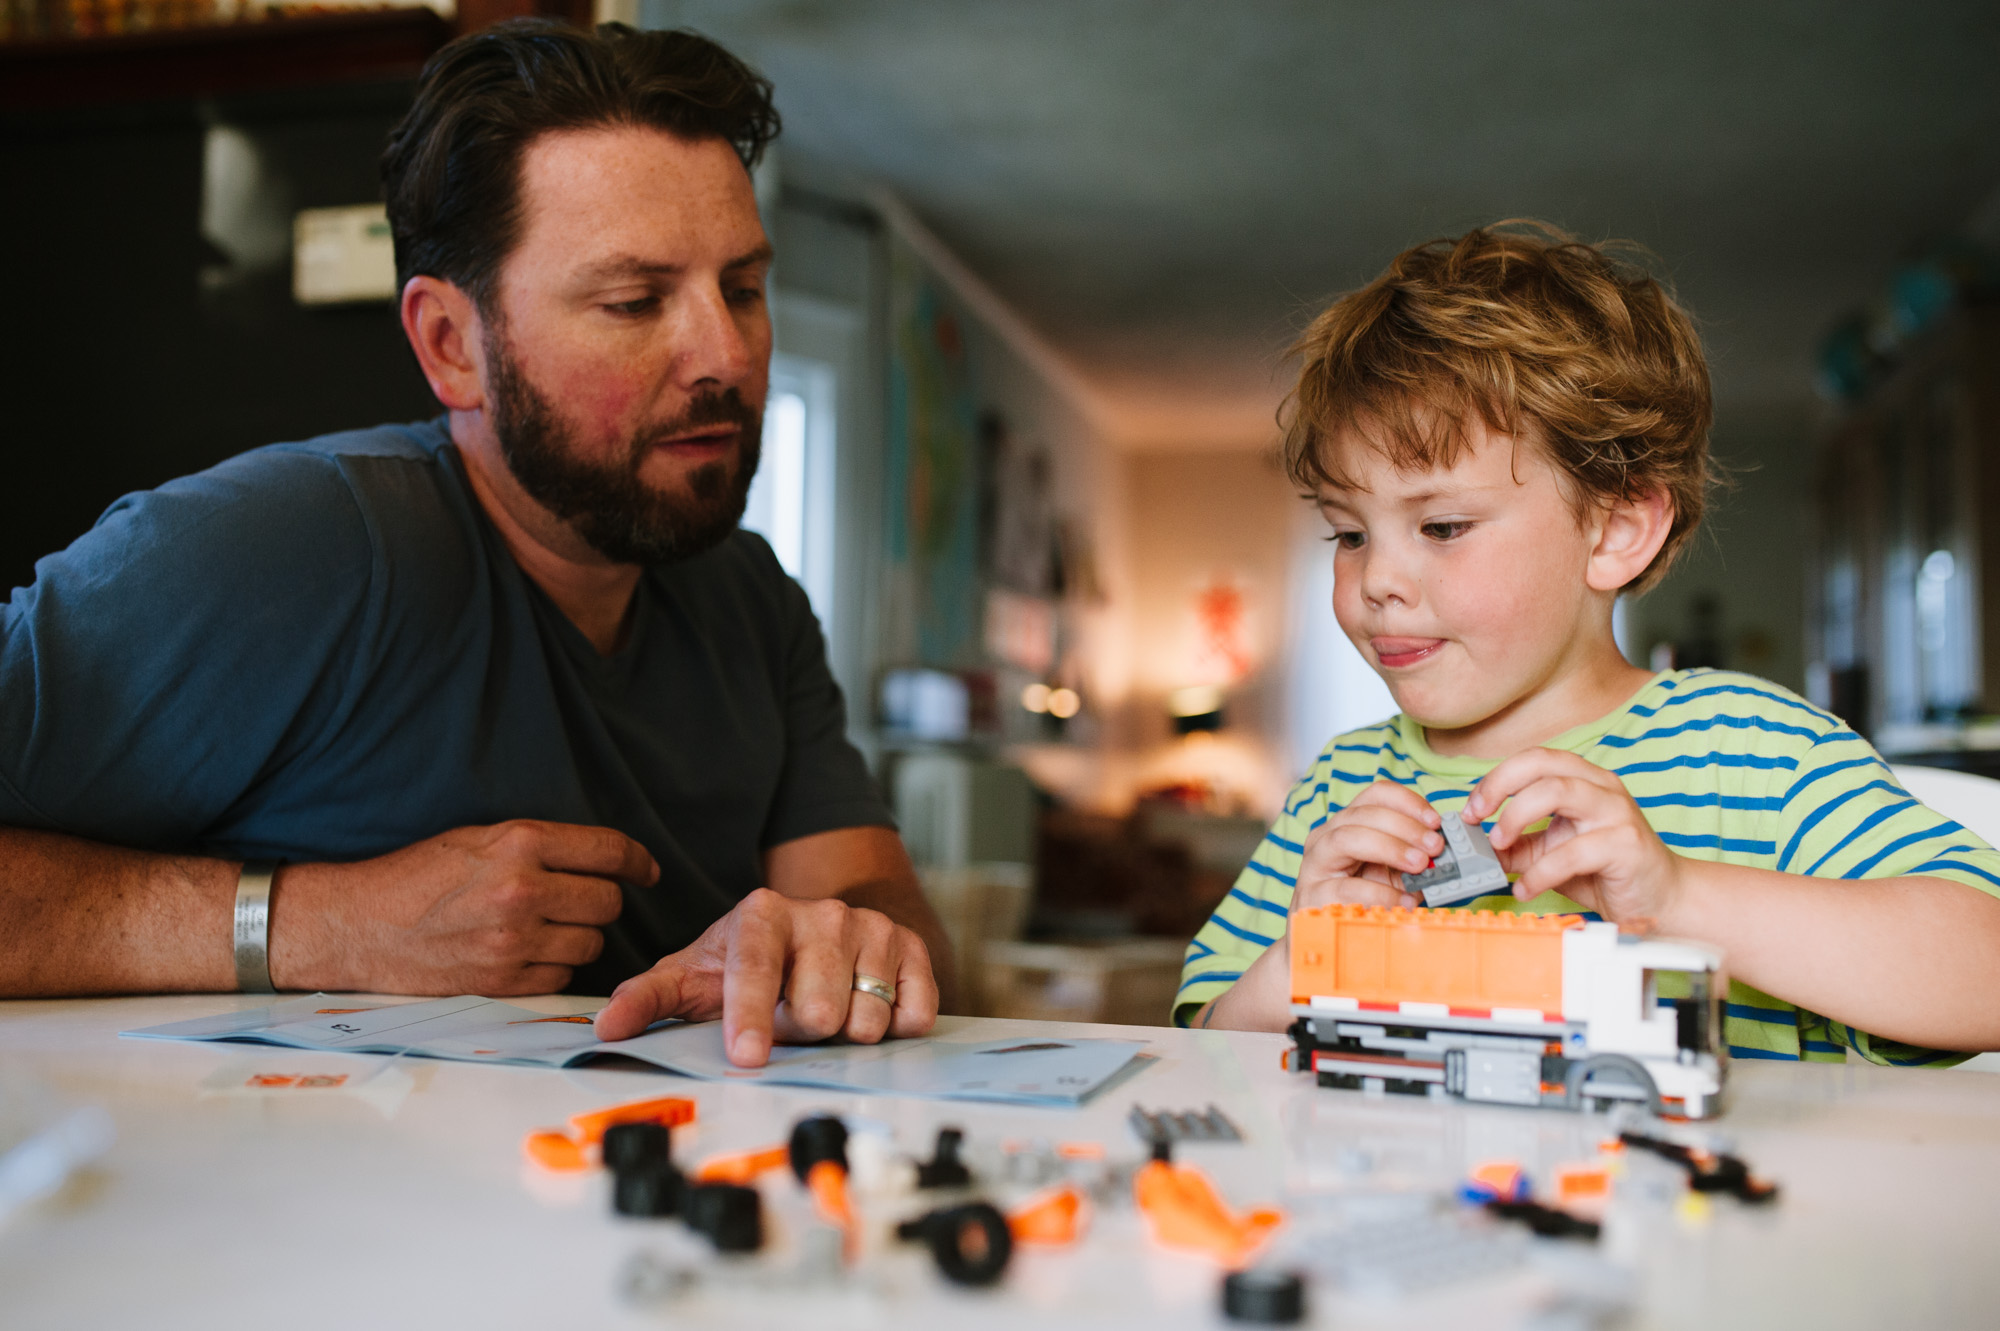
1890, 764, 2000, 1071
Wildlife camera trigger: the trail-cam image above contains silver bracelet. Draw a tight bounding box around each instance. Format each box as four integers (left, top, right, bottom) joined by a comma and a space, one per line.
233, 861, 279, 994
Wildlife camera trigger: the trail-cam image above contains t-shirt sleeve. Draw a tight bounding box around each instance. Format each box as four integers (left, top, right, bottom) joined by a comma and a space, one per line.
0, 448, 376, 850
1174, 742, 1358, 1026
1771, 725, 2000, 1066
757, 569, 893, 849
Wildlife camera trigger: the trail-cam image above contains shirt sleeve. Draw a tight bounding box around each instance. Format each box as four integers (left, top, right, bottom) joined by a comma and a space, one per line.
1772, 726, 2000, 1066
0, 448, 375, 850
1173, 754, 1334, 1026
756, 554, 893, 849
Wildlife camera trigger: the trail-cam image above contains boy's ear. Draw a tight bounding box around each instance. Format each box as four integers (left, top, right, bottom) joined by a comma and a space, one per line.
1586, 488, 1674, 592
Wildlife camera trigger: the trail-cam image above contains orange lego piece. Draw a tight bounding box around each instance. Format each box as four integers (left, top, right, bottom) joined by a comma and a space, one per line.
523, 1129, 590, 1172
1009, 1185, 1087, 1245
1555, 1164, 1612, 1202
1290, 904, 1582, 1011
566, 1094, 697, 1146
1462, 1159, 1530, 1202
1134, 1160, 1283, 1268
692, 1143, 791, 1185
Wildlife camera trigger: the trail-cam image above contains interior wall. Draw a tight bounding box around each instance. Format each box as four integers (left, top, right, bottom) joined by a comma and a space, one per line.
1111, 447, 1297, 817
1627, 399, 1816, 694
0, 83, 437, 595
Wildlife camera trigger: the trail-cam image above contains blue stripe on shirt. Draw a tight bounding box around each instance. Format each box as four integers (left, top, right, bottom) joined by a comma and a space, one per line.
1844, 819, 1959, 879
1263, 831, 1304, 855
1728, 1046, 1799, 1061
1781, 756, 1886, 808
1177, 970, 1242, 993
1243, 859, 1297, 887
1206, 915, 1278, 947
1613, 751, 1796, 777
1726, 1002, 1797, 1024
1804, 797, 1919, 875
1228, 886, 1289, 918
1596, 713, 1821, 748
1777, 779, 1903, 871
1635, 791, 1786, 811
1909, 857, 2000, 890
1658, 831, 1776, 855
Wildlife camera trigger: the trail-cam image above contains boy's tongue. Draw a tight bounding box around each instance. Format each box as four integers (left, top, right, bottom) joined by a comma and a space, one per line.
1372, 637, 1445, 668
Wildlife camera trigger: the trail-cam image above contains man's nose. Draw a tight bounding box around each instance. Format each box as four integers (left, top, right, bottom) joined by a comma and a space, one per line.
671, 283, 758, 388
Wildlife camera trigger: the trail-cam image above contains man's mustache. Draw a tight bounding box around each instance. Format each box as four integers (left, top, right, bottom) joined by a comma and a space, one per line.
629, 390, 760, 463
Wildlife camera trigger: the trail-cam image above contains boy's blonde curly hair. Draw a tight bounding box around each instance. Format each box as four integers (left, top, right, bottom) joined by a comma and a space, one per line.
1282, 220, 1713, 593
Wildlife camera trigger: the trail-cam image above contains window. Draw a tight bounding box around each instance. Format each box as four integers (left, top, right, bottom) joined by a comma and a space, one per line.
741, 352, 838, 628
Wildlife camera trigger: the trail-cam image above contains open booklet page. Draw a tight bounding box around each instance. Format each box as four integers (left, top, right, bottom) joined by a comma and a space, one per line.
121, 995, 1148, 1107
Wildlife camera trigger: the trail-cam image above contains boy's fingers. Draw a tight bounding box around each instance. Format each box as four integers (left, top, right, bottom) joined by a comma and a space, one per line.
1466, 748, 1618, 821
1509, 827, 1620, 903
1487, 775, 1615, 848
1350, 780, 1443, 826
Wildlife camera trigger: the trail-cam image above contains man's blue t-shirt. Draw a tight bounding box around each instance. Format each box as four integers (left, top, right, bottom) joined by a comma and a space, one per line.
0, 419, 892, 994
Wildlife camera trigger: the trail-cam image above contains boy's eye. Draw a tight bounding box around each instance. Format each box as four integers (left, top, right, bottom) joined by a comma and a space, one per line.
1325, 530, 1365, 550
1421, 521, 1474, 542
605, 296, 658, 317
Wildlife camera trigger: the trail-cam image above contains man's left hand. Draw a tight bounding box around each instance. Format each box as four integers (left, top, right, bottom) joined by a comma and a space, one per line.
1464, 747, 1689, 934
590, 887, 939, 1064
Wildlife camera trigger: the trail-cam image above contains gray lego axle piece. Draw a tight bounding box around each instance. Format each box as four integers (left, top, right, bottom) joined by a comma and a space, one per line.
1402, 803, 1510, 907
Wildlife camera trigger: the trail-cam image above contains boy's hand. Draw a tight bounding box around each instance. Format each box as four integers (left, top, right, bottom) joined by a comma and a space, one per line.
1464, 748, 1687, 933
1294, 780, 1446, 911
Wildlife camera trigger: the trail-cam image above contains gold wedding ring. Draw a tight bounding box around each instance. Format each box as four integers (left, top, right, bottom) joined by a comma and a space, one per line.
852, 973, 896, 1006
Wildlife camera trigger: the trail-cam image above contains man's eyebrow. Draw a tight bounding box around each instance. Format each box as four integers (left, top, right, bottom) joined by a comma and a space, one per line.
571, 244, 774, 284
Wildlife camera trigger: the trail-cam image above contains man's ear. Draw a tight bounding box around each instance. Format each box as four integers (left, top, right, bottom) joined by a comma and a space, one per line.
1586, 487, 1674, 592
400, 275, 487, 412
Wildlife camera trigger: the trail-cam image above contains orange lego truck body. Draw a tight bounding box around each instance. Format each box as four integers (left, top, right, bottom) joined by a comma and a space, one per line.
1288, 905, 1728, 1118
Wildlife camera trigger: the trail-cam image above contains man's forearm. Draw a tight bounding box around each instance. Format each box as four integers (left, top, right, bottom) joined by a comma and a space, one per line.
0, 827, 239, 995
1662, 863, 2000, 1051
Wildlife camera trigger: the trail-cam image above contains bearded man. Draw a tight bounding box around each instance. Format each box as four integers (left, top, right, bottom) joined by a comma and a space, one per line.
0, 20, 950, 1065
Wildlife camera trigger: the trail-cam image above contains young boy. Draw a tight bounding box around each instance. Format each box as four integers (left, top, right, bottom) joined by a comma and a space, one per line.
1180, 222, 2000, 1065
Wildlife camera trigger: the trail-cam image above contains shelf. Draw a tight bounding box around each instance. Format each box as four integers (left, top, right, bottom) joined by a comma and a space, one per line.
0, 9, 453, 110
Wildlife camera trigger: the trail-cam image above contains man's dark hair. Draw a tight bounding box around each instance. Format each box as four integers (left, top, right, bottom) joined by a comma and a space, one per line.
382, 20, 780, 311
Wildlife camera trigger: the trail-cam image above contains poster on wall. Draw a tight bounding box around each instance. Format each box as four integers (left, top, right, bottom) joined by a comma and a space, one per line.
884, 241, 984, 667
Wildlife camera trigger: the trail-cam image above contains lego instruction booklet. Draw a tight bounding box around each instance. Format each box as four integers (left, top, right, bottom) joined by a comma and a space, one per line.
121, 995, 1148, 1107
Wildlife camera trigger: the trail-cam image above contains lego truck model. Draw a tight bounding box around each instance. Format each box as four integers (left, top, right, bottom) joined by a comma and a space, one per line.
1286, 905, 1727, 1118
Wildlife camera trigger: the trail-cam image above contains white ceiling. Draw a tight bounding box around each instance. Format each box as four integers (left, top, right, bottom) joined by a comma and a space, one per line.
650, 0, 2000, 446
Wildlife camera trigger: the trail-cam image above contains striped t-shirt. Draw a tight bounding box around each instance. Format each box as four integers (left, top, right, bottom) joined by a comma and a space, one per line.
1178, 669, 2000, 1066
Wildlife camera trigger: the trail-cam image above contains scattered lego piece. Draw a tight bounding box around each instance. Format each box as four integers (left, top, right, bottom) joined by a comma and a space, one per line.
1555, 1163, 1613, 1204
915, 1127, 971, 1188
1485, 1198, 1601, 1241
1617, 1130, 1779, 1203
1008, 1184, 1087, 1245
684, 1181, 763, 1252
568, 1094, 696, 1145
1404, 803, 1511, 907
789, 1115, 856, 1250
601, 1122, 672, 1175
613, 1161, 686, 1219
1459, 1160, 1531, 1204
524, 1093, 697, 1172
1129, 1104, 1243, 1147
1134, 1144, 1284, 1268
1221, 1268, 1306, 1325
523, 1129, 588, 1172
692, 1143, 790, 1185
897, 1201, 1015, 1286
1282, 1194, 1527, 1297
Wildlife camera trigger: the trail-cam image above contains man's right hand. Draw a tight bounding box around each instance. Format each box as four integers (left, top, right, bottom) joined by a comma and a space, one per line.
272, 820, 659, 995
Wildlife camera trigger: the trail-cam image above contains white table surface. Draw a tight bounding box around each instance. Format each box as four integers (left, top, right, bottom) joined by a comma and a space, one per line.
4, 994, 1999, 1330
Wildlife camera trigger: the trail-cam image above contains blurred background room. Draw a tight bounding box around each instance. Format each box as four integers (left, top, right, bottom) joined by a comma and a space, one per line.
5, 0, 1998, 1024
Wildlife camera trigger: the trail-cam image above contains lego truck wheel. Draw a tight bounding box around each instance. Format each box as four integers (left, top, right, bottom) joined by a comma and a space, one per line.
1562, 1054, 1660, 1115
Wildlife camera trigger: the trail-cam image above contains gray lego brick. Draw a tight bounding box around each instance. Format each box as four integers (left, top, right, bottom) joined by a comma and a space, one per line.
1403, 803, 1511, 907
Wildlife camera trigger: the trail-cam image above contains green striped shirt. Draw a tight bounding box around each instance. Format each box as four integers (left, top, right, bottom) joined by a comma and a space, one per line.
1179, 669, 2000, 1066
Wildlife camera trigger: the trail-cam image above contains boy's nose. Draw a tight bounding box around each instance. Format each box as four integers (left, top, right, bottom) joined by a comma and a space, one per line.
1359, 549, 1419, 608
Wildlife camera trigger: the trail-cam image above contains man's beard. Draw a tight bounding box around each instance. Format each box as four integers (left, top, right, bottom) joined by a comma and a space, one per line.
487, 335, 761, 566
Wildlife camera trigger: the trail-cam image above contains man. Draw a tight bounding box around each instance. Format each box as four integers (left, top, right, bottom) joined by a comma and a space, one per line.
0, 21, 949, 1067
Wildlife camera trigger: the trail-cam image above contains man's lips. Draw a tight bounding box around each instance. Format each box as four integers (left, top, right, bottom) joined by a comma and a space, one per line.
1371, 637, 1446, 668
650, 427, 739, 455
